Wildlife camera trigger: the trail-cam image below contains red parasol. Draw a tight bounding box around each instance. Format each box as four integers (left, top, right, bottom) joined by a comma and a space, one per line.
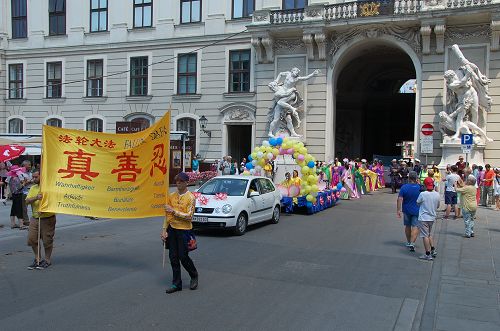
0, 145, 26, 162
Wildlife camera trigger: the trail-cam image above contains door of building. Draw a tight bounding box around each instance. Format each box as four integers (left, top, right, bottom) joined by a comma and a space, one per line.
227, 125, 252, 167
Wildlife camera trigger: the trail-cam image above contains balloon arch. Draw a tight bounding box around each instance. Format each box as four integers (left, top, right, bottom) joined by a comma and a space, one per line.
243, 136, 320, 204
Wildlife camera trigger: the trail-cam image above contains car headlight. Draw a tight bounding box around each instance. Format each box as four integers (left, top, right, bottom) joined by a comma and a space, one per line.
222, 204, 232, 214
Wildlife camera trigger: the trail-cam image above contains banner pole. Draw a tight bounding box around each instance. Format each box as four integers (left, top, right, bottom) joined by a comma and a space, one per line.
162, 239, 166, 269
37, 217, 41, 264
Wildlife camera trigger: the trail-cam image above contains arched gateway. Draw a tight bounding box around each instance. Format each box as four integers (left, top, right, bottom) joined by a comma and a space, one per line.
326, 34, 422, 161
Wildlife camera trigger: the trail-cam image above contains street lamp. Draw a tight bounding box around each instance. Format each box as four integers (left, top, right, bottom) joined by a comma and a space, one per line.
199, 115, 211, 138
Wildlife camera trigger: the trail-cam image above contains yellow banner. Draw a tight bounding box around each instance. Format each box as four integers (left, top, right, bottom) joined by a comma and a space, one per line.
40, 112, 170, 218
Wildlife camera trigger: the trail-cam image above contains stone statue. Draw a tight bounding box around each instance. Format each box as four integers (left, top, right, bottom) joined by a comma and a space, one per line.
268, 67, 320, 137
442, 44, 493, 144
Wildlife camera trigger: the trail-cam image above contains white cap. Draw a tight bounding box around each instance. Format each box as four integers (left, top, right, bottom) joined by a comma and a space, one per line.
415, 158, 420, 162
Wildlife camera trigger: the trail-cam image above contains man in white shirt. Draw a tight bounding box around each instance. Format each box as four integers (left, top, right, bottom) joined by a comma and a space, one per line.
416, 177, 441, 261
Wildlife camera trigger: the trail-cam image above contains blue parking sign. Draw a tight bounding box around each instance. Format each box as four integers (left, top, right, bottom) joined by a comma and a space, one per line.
461, 134, 473, 145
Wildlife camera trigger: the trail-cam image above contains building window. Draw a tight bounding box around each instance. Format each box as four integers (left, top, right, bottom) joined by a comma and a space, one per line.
90, 0, 108, 32
86, 118, 103, 132
283, 0, 307, 9
232, 0, 254, 19
177, 53, 197, 95
130, 56, 148, 96
8, 118, 24, 134
177, 118, 196, 137
180, 0, 201, 24
46, 62, 63, 98
131, 117, 151, 130
87, 59, 104, 97
8, 64, 24, 99
11, 0, 27, 38
47, 118, 62, 127
49, 0, 66, 36
133, 0, 152, 28
229, 50, 251, 93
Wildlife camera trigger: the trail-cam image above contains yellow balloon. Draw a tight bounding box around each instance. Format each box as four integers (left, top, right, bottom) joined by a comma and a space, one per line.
293, 152, 299, 159
251, 153, 257, 160
297, 142, 304, 148
306, 194, 314, 202
259, 159, 266, 166
272, 148, 279, 156
307, 175, 315, 183
301, 166, 310, 175
311, 185, 319, 192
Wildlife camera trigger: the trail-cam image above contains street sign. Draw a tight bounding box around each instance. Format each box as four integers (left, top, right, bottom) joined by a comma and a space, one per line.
461, 134, 473, 145
461, 145, 472, 154
421, 123, 434, 136
420, 136, 433, 154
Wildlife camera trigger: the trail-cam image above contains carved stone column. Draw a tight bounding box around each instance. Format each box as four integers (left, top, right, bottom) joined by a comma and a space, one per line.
491, 20, 500, 51
303, 34, 315, 60
261, 37, 274, 63
315, 33, 327, 60
251, 37, 265, 64
420, 25, 432, 55
434, 24, 446, 54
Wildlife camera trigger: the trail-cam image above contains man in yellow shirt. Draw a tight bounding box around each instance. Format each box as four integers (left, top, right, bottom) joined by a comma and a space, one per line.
25, 171, 57, 270
161, 172, 198, 293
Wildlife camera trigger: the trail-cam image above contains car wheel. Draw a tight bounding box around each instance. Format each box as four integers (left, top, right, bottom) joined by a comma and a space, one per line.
234, 212, 248, 236
270, 205, 280, 224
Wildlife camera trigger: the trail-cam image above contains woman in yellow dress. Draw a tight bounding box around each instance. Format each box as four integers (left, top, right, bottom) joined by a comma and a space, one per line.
292, 169, 302, 186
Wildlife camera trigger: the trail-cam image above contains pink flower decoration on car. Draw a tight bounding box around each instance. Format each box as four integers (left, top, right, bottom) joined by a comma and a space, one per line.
319, 197, 325, 206
198, 195, 209, 205
214, 192, 228, 201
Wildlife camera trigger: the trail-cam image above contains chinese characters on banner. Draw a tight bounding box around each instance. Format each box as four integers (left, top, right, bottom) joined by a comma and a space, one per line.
40, 112, 171, 218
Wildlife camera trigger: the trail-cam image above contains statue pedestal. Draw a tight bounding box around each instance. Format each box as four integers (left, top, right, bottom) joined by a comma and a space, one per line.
438, 142, 486, 169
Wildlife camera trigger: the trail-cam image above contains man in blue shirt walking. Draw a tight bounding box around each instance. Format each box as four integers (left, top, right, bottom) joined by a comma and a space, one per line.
397, 171, 421, 251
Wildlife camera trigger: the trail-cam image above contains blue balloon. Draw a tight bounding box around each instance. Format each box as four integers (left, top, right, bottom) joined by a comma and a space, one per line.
306, 202, 313, 208
337, 183, 343, 190
276, 137, 283, 145
248, 154, 253, 161
246, 162, 254, 170
269, 138, 277, 146
307, 161, 315, 168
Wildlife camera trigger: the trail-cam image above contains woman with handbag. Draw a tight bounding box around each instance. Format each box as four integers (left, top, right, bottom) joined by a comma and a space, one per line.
161, 172, 198, 294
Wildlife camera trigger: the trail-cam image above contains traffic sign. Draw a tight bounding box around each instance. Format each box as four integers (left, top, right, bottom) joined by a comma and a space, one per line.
461, 134, 473, 145
420, 136, 433, 154
461, 145, 472, 154
421, 123, 434, 136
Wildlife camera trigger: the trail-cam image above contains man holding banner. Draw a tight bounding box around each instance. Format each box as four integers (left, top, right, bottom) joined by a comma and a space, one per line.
26, 171, 57, 270
162, 172, 198, 294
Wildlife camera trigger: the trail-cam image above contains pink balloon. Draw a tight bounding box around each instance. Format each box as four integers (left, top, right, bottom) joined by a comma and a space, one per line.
279, 148, 285, 155
298, 154, 305, 161
287, 148, 294, 154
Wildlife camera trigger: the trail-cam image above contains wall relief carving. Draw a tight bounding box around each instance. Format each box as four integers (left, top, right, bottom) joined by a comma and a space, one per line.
444, 25, 491, 42
219, 103, 256, 122
328, 25, 421, 60
273, 39, 306, 53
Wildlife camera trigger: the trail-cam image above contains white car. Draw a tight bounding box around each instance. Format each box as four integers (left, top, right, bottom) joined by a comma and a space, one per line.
192, 175, 282, 235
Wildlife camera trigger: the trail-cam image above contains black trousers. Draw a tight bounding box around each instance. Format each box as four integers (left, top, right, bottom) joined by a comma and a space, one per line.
167, 227, 198, 287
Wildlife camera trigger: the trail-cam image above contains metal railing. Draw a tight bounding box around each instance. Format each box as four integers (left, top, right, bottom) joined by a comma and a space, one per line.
259, 0, 493, 25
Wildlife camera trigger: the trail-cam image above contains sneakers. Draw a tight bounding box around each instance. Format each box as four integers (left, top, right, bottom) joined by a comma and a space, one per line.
408, 244, 415, 252
405, 242, 412, 247
35, 260, 51, 270
190, 277, 198, 290
419, 254, 433, 261
165, 285, 182, 294
431, 249, 437, 258
27, 260, 39, 270
470, 233, 475, 238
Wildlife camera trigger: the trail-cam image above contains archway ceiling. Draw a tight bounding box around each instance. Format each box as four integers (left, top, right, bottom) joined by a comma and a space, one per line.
337, 45, 415, 95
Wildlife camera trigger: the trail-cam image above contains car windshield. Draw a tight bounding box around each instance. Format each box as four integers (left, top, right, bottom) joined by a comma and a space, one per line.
198, 178, 248, 196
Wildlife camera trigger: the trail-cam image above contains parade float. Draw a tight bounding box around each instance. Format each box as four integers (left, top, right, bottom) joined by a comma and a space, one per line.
242, 136, 340, 215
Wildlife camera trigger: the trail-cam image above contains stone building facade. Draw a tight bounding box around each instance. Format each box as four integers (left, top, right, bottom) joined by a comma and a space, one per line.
1, 0, 499, 166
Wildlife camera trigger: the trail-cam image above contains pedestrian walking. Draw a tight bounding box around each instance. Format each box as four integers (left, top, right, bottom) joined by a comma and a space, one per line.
444, 165, 461, 219
397, 171, 421, 251
456, 175, 478, 238
416, 177, 440, 261
191, 155, 199, 174
480, 164, 495, 207
20, 160, 34, 226
25, 171, 57, 270
7, 165, 27, 229
493, 167, 500, 211
162, 172, 198, 294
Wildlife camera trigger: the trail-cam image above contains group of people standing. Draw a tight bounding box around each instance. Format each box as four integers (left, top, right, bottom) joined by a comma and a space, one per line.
389, 158, 441, 194
397, 156, 500, 261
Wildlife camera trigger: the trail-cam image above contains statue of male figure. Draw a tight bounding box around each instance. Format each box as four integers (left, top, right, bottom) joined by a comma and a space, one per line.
268, 67, 320, 137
